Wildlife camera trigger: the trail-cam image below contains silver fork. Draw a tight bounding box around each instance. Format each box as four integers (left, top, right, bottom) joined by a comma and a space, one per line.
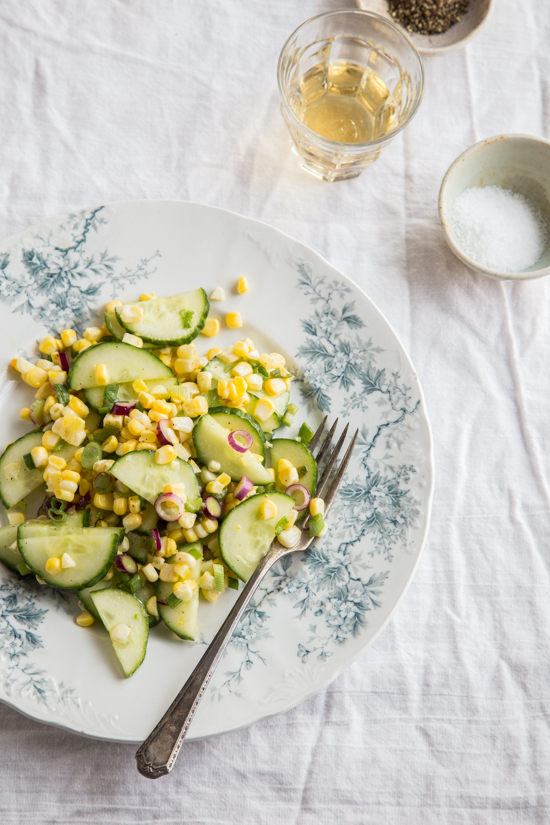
135, 418, 359, 778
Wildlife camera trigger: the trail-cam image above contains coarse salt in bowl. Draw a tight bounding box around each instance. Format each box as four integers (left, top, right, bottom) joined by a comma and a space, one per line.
438, 134, 550, 281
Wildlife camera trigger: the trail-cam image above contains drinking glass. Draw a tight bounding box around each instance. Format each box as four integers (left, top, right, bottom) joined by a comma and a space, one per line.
277, 10, 424, 182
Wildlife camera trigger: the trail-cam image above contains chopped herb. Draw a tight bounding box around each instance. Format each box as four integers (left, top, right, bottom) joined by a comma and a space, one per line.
309, 513, 325, 537
52, 438, 67, 453
139, 497, 148, 511
98, 384, 118, 414
166, 592, 182, 609
135, 402, 145, 413
22, 452, 35, 470
228, 577, 240, 590
297, 465, 308, 478
275, 516, 289, 536
298, 422, 314, 447
181, 310, 194, 329
54, 384, 70, 406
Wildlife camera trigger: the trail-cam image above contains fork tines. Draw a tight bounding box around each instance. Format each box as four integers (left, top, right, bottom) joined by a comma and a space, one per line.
303, 418, 358, 528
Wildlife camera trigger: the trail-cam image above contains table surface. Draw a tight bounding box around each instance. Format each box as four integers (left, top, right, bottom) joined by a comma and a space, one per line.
1, 1, 549, 823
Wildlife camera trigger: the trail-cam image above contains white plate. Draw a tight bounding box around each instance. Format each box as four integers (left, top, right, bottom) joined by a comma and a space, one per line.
0, 201, 434, 742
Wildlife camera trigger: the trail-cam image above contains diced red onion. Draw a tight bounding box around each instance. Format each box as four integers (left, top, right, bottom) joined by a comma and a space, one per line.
228, 430, 253, 453
285, 483, 310, 511
157, 598, 168, 606
114, 553, 138, 575
202, 496, 222, 519
58, 351, 70, 372
112, 400, 137, 415
154, 493, 185, 522
234, 476, 253, 501
157, 419, 177, 446
75, 491, 91, 510
150, 528, 161, 553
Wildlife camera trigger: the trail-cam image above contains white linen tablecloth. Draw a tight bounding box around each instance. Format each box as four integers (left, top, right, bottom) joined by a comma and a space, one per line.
1, 0, 549, 822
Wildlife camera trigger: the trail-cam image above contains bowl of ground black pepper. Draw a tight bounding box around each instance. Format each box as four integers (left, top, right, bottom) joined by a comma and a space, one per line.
355, 0, 493, 54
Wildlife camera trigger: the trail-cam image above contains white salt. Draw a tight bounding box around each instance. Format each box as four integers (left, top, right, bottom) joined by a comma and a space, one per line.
450, 185, 547, 272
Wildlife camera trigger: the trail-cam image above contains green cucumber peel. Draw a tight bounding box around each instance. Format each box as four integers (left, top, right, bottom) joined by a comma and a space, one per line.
22, 453, 35, 470
228, 577, 239, 590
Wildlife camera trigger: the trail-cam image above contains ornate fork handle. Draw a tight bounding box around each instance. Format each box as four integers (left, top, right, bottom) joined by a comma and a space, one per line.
135, 542, 286, 779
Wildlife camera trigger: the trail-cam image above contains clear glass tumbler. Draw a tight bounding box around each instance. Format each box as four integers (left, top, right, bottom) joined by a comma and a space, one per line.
277, 10, 424, 182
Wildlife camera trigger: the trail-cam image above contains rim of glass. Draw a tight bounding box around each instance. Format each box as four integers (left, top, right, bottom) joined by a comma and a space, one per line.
277, 8, 425, 152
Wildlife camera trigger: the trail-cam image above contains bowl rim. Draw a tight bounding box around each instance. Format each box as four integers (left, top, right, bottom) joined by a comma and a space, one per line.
438, 133, 550, 281
355, 0, 494, 55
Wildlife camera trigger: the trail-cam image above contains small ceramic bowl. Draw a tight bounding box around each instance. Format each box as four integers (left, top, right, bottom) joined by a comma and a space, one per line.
355, 0, 492, 55
438, 134, 550, 281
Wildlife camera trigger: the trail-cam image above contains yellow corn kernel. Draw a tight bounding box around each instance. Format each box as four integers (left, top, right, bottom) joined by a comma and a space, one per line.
206, 347, 222, 361
49, 403, 64, 421
183, 528, 198, 543
37, 358, 54, 371
122, 439, 139, 454
217, 472, 231, 487
196, 371, 212, 393
152, 400, 172, 415
106, 299, 122, 313
193, 395, 208, 415
35, 382, 52, 401
173, 563, 190, 581
52, 416, 86, 447
119, 304, 143, 324
6, 510, 25, 526
217, 378, 230, 399
253, 397, 275, 422
73, 338, 92, 353
48, 369, 67, 385
176, 344, 196, 359
139, 429, 157, 444
309, 497, 325, 516
232, 341, 250, 359
173, 358, 194, 374
260, 499, 277, 520
156, 445, 176, 465
159, 563, 178, 583
225, 312, 242, 329
127, 495, 141, 514
140, 292, 157, 301
78, 477, 91, 496
55, 489, 73, 503
122, 333, 143, 348
237, 276, 248, 294
113, 496, 128, 516
84, 326, 104, 342
119, 426, 132, 441
23, 366, 48, 388
137, 442, 156, 451
233, 375, 247, 397
43, 396, 57, 416
279, 466, 299, 487
231, 361, 253, 378
39, 337, 58, 355
102, 435, 118, 453
93, 492, 114, 510
269, 352, 285, 369
76, 611, 95, 627
201, 318, 220, 337
45, 557, 61, 574
202, 588, 220, 603
29, 446, 48, 468
62, 470, 80, 484
58, 479, 78, 495
48, 454, 67, 471
128, 419, 145, 437
68, 395, 89, 417
94, 364, 109, 385
148, 410, 167, 423
60, 329, 77, 348
264, 377, 286, 396
19, 407, 31, 423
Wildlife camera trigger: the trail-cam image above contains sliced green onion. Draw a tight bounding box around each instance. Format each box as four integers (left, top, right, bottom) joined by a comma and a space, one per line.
298, 422, 314, 447
52, 438, 67, 453
187, 546, 203, 560
47, 498, 68, 524
22, 452, 35, 470
166, 592, 182, 609
228, 577, 239, 590
287, 403, 298, 416
213, 563, 225, 592
257, 365, 269, 379
30, 399, 45, 426
282, 405, 297, 427
117, 572, 131, 584
54, 384, 70, 406
309, 513, 325, 537
98, 384, 118, 414
17, 563, 32, 576
135, 402, 145, 413
127, 573, 143, 594
181, 310, 194, 329
88, 425, 118, 444
297, 465, 308, 478
81, 440, 103, 469
270, 368, 281, 377
93, 473, 113, 493
185, 497, 202, 513
275, 516, 289, 536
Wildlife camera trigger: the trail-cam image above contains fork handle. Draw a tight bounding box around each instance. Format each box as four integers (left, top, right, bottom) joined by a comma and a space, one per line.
135, 543, 285, 779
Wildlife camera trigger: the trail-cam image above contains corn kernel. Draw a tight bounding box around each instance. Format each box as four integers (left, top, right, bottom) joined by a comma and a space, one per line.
62, 469, 80, 484
23, 366, 48, 388
260, 499, 277, 520
237, 276, 248, 294
264, 377, 286, 396
128, 495, 141, 514
73, 338, 92, 353
122, 513, 142, 531
119, 304, 143, 324
122, 333, 143, 348
253, 397, 275, 422
39, 337, 58, 355
113, 496, 128, 516
76, 611, 95, 627
178, 511, 196, 530
106, 299, 122, 313
127, 419, 145, 437
35, 382, 52, 401
202, 588, 220, 603
199, 571, 214, 590
142, 563, 159, 583
68, 396, 89, 417
84, 326, 104, 342
279, 466, 299, 487
225, 312, 242, 329
201, 318, 220, 337
233, 376, 247, 397
77, 478, 91, 497
137, 442, 156, 451
123, 439, 139, 454
110, 624, 132, 644
159, 563, 178, 583
206, 347, 222, 361
210, 287, 225, 301
217, 378, 230, 399
140, 292, 157, 301
176, 344, 196, 359
94, 364, 109, 385
196, 371, 212, 393
150, 385, 171, 399
45, 557, 61, 575
245, 373, 263, 391
7, 511, 25, 526
309, 497, 325, 516
216, 472, 231, 487
48, 454, 67, 470
48, 369, 67, 385
152, 400, 171, 415
93, 459, 115, 474
155, 445, 176, 465
231, 362, 253, 378
102, 435, 118, 453
19, 407, 31, 422
60, 329, 77, 348
59, 479, 78, 495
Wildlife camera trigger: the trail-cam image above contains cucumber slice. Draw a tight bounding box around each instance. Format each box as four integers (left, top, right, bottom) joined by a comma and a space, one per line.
126, 531, 153, 564
0, 431, 78, 509
18, 523, 124, 589
207, 407, 266, 459
84, 376, 177, 414
78, 575, 119, 619
68, 342, 172, 390
0, 525, 23, 572
135, 501, 158, 535
157, 542, 202, 640
133, 580, 160, 628
110, 450, 200, 506
90, 588, 149, 677
269, 438, 317, 506
193, 415, 273, 485
219, 491, 295, 582
245, 390, 290, 434
115, 289, 209, 346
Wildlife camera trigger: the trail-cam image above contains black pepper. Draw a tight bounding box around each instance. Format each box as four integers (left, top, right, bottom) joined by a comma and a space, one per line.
387, 0, 470, 35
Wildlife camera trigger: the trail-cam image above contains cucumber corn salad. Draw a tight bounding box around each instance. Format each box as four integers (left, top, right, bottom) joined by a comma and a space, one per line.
0, 286, 327, 677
